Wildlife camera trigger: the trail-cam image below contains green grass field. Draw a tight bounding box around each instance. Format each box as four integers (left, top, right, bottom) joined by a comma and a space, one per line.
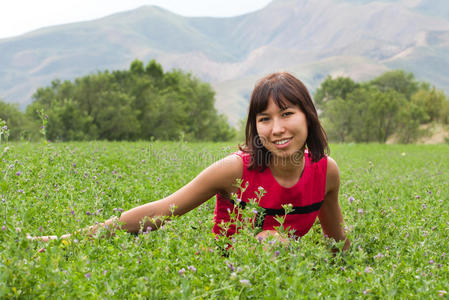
1, 141, 448, 298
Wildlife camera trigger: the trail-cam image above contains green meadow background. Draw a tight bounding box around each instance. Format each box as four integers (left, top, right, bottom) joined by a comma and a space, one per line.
0, 142, 448, 298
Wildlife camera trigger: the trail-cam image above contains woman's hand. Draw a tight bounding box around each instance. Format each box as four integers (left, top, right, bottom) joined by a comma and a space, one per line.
27, 234, 70, 242
256, 230, 290, 246
26, 216, 120, 242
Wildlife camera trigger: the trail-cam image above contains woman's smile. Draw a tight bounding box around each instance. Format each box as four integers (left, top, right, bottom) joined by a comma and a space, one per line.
272, 137, 293, 148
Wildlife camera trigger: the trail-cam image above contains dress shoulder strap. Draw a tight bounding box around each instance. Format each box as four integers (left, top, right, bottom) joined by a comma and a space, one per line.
233, 150, 251, 168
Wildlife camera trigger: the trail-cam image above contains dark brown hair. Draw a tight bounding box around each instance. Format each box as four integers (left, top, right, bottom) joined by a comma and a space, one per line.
241, 72, 329, 169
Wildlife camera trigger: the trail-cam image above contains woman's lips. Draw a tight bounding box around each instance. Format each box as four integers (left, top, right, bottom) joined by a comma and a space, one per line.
272, 137, 292, 149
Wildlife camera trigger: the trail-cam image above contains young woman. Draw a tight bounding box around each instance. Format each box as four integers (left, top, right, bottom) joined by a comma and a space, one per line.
32, 72, 349, 250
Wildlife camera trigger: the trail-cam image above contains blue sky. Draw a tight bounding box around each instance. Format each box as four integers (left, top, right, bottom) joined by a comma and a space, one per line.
0, 0, 272, 39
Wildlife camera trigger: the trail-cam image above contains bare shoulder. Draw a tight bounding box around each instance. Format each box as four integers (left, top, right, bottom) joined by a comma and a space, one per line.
326, 156, 340, 194
197, 153, 243, 194
208, 153, 243, 178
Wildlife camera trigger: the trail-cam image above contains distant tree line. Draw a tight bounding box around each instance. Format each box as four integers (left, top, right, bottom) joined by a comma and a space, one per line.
2, 67, 448, 144
0, 59, 236, 142
315, 70, 449, 143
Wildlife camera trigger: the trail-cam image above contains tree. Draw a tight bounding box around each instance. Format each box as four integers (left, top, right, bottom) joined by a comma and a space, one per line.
365, 89, 405, 143
314, 76, 359, 109
146, 59, 164, 80
322, 98, 353, 143
0, 100, 39, 140
395, 102, 429, 143
94, 91, 140, 140
370, 70, 419, 100
317, 69, 448, 144
130, 59, 144, 75
411, 87, 447, 122
344, 87, 377, 143
28, 59, 236, 142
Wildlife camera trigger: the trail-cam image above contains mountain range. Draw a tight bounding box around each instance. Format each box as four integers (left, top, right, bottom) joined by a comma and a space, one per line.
1, 0, 448, 125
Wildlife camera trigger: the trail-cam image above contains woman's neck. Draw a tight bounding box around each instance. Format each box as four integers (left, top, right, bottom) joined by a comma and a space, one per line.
269, 150, 305, 181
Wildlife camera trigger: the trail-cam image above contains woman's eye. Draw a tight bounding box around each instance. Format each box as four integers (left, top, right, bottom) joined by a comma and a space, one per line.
258, 117, 269, 122
282, 111, 293, 117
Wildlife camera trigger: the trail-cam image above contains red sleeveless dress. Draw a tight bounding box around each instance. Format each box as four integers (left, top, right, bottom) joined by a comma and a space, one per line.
213, 151, 327, 237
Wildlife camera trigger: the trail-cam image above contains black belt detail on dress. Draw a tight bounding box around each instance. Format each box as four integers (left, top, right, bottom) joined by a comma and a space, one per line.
229, 199, 323, 215
229, 199, 324, 228
263, 201, 324, 215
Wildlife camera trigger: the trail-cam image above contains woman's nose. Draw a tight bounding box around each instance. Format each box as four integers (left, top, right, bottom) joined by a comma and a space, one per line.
272, 118, 285, 135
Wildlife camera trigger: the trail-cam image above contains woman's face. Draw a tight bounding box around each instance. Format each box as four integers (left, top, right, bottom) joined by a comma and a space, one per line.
255, 97, 308, 160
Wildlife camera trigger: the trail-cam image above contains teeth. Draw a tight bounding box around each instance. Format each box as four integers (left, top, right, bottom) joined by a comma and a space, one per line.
274, 139, 290, 145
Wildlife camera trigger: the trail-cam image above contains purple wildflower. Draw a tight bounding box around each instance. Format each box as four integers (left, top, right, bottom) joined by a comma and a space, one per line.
103, 270, 107, 275
73, 163, 76, 168
240, 279, 251, 286
358, 208, 364, 215
188, 266, 197, 272
415, 195, 421, 199
16, 172, 21, 176
275, 250, 280, 257
348, 196, 355, 204
374, 253, 384, 259
178, 268, 186, 276
85, 273, 91, 279
422, 203, 427, 209
429, 260, 434, 265
226, 262, 235, 272
1, 225, 5, 231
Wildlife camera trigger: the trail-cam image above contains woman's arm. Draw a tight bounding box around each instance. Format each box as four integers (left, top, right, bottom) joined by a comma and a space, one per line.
318, 157, 350, 251
30, 154, 243, 241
